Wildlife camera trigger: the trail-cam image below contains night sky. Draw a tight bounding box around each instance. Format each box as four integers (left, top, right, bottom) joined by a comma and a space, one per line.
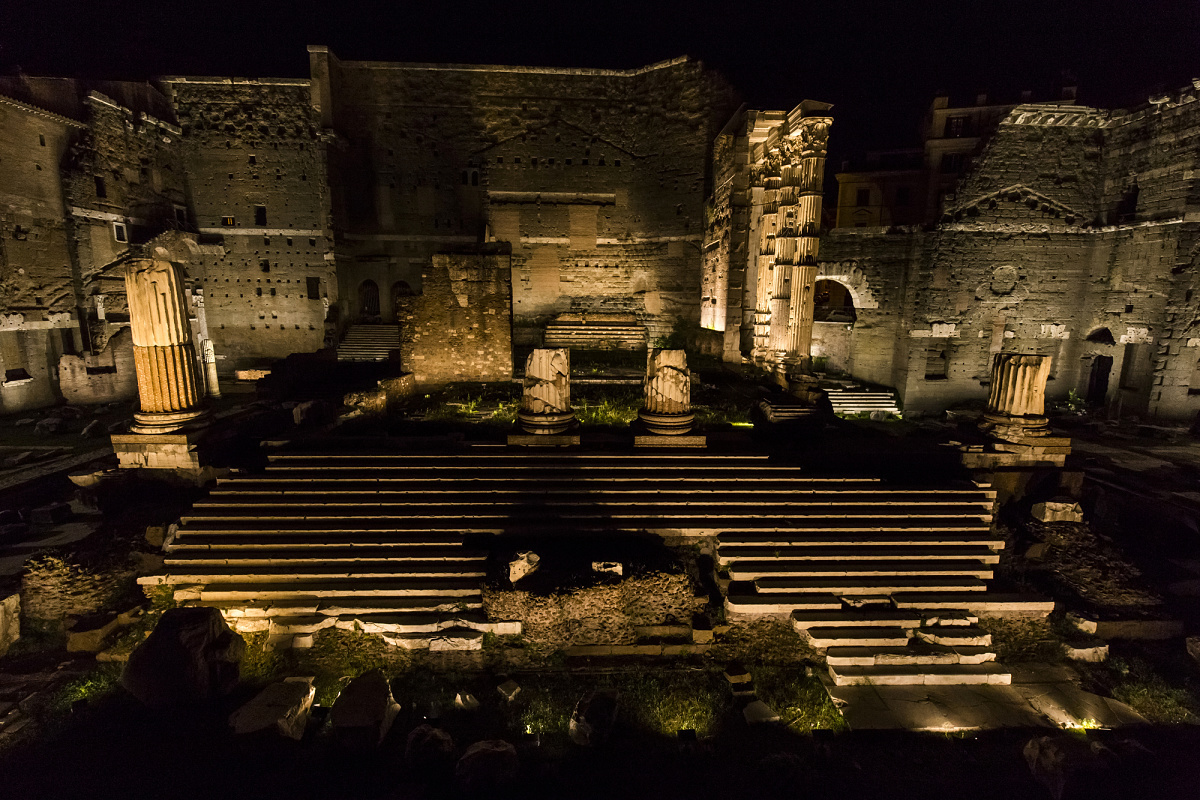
4, 0, 1197, 162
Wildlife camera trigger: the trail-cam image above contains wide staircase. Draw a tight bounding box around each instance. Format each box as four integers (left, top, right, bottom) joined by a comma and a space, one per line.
336, 325, 401, 362
718, 485, 1053, 686
825, 387, 902, 417
143, 452, 1050, 667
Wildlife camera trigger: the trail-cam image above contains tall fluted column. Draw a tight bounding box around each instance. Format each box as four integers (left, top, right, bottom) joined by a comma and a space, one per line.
638, 349, 694, 435
979, 353, 1053, 440
517, 348, 576, 434
125, 258, 208, 434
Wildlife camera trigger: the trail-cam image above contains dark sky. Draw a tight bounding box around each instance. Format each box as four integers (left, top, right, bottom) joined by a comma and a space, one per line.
4, 0, 1197, 160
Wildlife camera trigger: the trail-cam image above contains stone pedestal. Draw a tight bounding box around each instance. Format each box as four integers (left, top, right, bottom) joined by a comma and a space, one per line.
511, 348, 578, 445
962, 354, 1072, 495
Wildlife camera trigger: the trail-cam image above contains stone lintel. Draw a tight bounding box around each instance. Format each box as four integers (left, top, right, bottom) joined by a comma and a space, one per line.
634, 434, 707, 448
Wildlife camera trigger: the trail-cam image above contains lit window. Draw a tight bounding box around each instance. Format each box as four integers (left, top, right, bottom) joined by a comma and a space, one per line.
221, 216, 235, 227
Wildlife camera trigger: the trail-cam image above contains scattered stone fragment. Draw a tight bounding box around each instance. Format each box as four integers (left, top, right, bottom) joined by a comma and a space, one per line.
80, 419, 103, 438
13, 418, 35, 427
455, 739, 518, 794
229, 676, 315, 740
121, 606, 245, 709
66, 613, 120, 653
496, 679, 521, 702
144, 526, 166, 548
743, 700, 781, 725
330, 670, 400, 748
34, 417, 64, 435
508, 551, 540, 583
454, 692, 480, 711
592, 561, 623, 576
723, 662, 752, 685
568, 690, 618, 747
1066, 611, 1099, 635
1186, 636, 1200, 666
106, 420, 127, 434
1064, 640, 1109, 662
1032, 496, 1085, 523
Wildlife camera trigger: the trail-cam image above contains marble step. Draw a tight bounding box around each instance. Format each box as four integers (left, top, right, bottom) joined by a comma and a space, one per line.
913, 625, 993, 647
164, 545, 484, 561
174, 578, 483, 603
825, 645, 996, 667
802, 626, 912, 648
150, 561, 487, 583
204, 596, 487, 617
727, 560, 994, 581
717, 545, 1002, 566
724, 592, 844, 617
717, 530, 1000, 547
754, 576, 989, 595
827, 663, 1011, 686
891, 592, 1055, 617
790, 609, 924, 630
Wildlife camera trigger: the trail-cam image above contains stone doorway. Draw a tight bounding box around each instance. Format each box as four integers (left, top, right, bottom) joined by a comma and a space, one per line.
1087, 354, 1112, 405
358, 280, 380, 319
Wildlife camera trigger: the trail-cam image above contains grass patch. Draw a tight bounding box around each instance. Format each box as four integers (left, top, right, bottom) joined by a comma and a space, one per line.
753, 667, 846, 732
45, 664, 123, 717
1077, 645, 1200, 725
618, 671, 730, 737
705, 619, 819, 666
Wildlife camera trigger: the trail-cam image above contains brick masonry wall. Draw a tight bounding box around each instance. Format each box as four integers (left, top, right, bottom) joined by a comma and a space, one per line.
164, 78, 336, 370
398, 252, 513, 385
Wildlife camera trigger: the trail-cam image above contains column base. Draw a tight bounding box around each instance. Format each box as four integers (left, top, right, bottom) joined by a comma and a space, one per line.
636, 409, 695, 436
977, 412, 1051, 443
111, 429, 207, 472
516, 409, 577, 435
130, 407, 211, 435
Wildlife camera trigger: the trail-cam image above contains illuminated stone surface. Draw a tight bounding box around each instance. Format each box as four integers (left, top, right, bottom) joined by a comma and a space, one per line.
229, 676, 315, 740
516, 348, 576, 434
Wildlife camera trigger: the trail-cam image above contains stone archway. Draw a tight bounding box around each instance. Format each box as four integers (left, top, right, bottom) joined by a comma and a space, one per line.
813, 279, 857, 324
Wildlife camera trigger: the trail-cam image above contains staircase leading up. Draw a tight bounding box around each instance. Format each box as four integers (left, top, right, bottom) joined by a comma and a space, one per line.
143, 451, 1050, 666
825, 387, 902, 417
336, 325, 401, 362
543, 313, 646, 350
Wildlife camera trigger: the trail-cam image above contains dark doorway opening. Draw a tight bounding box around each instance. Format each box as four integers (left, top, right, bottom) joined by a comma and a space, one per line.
1087, 355, 1112, 405
358, 280, 380, 319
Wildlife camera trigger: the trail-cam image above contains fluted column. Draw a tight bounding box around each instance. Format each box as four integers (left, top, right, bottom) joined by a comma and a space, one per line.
517, 348, 576, 434
125, 258, 208, 434
779, 116, 829, 365
638, 349, 694, 434
980, 352, 1053, 440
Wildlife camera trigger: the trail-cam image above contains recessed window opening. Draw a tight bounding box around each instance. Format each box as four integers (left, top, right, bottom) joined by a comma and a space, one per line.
112, 222, 128, 243
254, 206, 267, 226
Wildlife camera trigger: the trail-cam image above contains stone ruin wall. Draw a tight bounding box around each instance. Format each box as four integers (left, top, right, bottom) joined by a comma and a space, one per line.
814, 85, 1200, 420
163, 78, 336, 371
319, 52, 738, 344
397, 252, 513, 386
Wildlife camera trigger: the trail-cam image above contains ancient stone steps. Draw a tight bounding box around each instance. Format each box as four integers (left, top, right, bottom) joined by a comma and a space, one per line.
825, 389, 902, 416
790, 609, 924, 629
727, 560, 995, 581
755, 576, 989, 595
890, 592, 1056, 616
828, 663, 1011, 686
802, 627, 913, 648
206, 597, 487, 617
151, 562, 488, 583
203, 489, 991, 505
717, 545, 1002, 565
163, 547, 488, 562
825, 645, 996, 667
913, 625, 992, 647
183, 578, 483, 602
717, 530, 1000, 547
336, 325, 401, 362
178, 517, 994, 532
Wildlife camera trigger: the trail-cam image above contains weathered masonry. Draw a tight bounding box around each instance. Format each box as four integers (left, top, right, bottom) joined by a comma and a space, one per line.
702, 81, 1200, 421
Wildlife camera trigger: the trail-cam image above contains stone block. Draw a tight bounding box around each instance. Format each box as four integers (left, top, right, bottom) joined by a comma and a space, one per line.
633, 434, 707, 448
229, 676, 315, 740
507, 433, 580, 447
1064, 640, 1109, 662
66, 613, 120, 653
1032, 496, 1084, 523
508, 552, 540, 583
743, 700, 781, 725
496, 679, 521, 702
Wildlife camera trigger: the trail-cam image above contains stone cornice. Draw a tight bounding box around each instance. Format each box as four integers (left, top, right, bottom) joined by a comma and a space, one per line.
0, 92, 86, 129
